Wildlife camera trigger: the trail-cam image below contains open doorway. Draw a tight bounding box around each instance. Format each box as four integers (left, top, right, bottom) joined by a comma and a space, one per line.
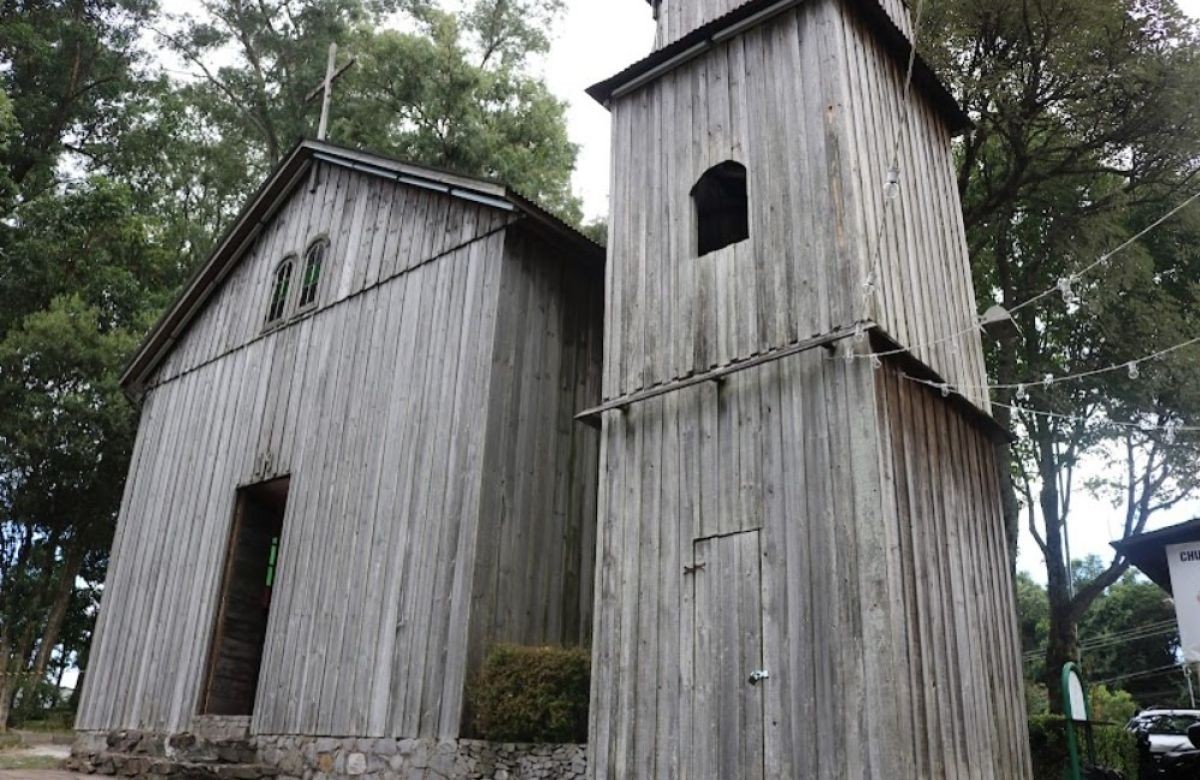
200, 477, 289, 716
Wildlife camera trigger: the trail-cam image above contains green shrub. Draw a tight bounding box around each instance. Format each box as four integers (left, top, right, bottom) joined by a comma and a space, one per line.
1089, 686, 1138, 726
470, 644, 590, 744
1028, 714, 1140, 779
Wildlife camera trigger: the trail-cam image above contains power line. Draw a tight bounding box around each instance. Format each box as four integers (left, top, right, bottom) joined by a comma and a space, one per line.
1023, 626, 1179, 663
1022, 621, 1179, 661
1095, 663, 1185, 687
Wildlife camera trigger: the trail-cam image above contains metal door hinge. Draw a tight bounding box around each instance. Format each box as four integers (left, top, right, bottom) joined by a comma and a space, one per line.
684, 562, 707, 575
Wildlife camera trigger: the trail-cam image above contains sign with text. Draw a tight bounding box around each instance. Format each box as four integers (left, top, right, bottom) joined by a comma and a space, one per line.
1166, 542, 1200, 662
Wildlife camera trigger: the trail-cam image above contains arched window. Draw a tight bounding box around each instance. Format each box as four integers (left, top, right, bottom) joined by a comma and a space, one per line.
692, 161, 749, 256
265, 258, 295, 324
298, 238, 328, 309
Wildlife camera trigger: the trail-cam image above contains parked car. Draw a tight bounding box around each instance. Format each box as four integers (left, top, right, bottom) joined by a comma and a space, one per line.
1127, 709, 1200, 779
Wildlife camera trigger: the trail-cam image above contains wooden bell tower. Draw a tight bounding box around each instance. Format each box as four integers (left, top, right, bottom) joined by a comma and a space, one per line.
583, 0, 1033, 777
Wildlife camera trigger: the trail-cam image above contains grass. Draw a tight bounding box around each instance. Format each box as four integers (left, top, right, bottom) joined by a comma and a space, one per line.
0, 752, 65, 771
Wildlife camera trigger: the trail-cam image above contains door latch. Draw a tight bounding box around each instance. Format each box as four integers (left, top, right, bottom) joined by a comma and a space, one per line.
748, 669, 770, 685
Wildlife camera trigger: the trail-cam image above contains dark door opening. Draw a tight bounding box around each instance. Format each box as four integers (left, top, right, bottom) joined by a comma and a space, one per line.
200, 477, 289, 716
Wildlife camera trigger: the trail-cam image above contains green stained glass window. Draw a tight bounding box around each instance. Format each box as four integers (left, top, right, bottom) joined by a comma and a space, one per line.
265, 536, 279, 587
299, 240, 327, 308
266, 260, 294, 323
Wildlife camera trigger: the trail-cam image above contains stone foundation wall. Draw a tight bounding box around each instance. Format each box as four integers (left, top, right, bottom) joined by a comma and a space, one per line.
70, 729, 586, 780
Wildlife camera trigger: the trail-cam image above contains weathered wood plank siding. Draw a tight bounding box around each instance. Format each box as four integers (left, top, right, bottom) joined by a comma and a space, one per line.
77, 165, 603, 739
587, 352, 1031, 778
589, 353, 912, 778
653, 0, 749, 48
610, 2, 987, 409
873, 363, 1032, 778
466, 231, 604, 691
654, 0, 914, 51
145, 162, 512, 390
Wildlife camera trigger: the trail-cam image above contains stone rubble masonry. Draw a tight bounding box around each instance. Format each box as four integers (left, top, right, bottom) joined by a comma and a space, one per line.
68, 729, 587, 780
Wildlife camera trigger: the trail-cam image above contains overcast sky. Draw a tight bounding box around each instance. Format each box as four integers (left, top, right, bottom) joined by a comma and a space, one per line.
540, 0, 1200, 581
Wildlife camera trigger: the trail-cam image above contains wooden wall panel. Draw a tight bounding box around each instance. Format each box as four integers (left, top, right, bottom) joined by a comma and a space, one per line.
833, 2, 988, 408
653, 0, 750, 49
588, 351, 915, 779
466, 231, 604, 703
146, 163, 510, 391
874, 364, 1032, 778
586, 351, 1031, 779
653, 0, 914, 50
608, 3, 987, 408
77, 230, 508, 738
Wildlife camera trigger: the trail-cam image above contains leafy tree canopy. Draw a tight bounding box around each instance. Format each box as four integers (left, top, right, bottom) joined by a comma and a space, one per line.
921, 0, 1200, 710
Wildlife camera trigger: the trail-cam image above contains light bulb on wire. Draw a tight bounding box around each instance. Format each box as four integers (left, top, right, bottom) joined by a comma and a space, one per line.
884, 163, 901, 201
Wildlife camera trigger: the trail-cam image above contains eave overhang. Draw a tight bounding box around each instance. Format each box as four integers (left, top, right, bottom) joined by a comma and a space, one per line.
592, 0, 971, 136
120, 139, 603, 400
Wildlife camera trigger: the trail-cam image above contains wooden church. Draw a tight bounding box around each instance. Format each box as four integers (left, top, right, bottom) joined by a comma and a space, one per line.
75, 141, 604, 743
73, 0, 1032, 777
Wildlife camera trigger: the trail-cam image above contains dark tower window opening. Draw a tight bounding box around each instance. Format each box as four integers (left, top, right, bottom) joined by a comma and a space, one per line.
298, 239, 327, 309
692, 161, 749, 256
200, 477, 290, 716
266, 259, 294, 324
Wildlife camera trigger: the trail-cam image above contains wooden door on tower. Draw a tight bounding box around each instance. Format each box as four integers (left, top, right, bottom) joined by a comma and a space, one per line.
690, 529, 766, 780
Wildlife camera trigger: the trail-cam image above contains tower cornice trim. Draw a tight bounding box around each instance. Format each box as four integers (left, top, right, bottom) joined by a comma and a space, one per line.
588, 0, 971, 136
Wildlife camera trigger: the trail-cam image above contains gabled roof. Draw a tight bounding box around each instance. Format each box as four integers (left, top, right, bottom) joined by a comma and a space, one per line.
591, 0, 971, 136
1111, 518, 1200, 594
121, 139, 603, 398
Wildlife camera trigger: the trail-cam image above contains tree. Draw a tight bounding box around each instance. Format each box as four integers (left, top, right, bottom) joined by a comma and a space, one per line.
0, 0, 155, 199
1016, 565, 1185, 711
0, 295, 145, 729
1078, 569, 1185, 707
921, 0, 1200, 710
156, 0, 581, 222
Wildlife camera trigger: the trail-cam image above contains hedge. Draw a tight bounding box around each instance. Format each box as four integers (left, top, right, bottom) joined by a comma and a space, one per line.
1028, 714, 1140, 779
470, 643, 590, 744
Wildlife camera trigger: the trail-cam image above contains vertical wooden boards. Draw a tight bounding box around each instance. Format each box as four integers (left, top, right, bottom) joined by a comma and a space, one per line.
873, 363, 1033, 779
654, 0, 761, 50
829, 4, 990, 407
142, 167, 507, 394
690, 530, 765, 780
464, 229, 604, 714
588, 351, 898, 779
587, 350, 1029, 779
607, 3, 987, 407
78, 197, 602, 742
605, 3, 868, 403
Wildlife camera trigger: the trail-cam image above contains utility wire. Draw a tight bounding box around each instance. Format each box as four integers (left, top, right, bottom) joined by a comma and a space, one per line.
1095, 663, 1186, 686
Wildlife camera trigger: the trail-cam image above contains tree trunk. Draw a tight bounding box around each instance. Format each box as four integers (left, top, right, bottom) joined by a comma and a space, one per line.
0, 625, 11, 733
14, 541, 86, 717
0, 677, 11, 734
1037, 425, 1077, 713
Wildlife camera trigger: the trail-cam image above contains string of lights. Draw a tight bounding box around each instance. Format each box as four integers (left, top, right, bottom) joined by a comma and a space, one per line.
853, 185, 1200, 362
978, 397, 1200, 437
897, 335, 1200, 395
